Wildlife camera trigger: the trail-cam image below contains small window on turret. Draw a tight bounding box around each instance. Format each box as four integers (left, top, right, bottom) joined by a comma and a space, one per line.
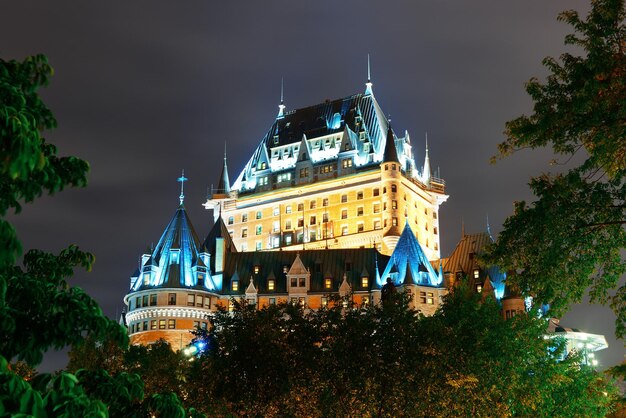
268, 280, 275, 291
392, 218, 398, 227
232, 281, 239, 291
168, 293, 176, 305
473, 269, 480, 279
254, 265, 260, 274
391, 184, 397, 193
362, 277, 369, 288
384, 164, 389, 171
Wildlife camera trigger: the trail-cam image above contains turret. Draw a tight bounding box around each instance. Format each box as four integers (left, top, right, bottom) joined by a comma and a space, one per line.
380, 123, 401, 251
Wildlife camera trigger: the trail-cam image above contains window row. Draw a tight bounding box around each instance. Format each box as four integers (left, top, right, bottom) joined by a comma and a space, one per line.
129, 318, 176, 333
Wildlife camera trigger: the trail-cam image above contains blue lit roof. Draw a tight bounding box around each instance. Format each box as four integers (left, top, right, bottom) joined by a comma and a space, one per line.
230, 91, 431, 194
129, 204, 210, 293
379, 222, 442, 287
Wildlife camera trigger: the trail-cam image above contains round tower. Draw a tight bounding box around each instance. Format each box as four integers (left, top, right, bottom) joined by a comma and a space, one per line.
123, 174, 218, 350
380, 124, 402, 252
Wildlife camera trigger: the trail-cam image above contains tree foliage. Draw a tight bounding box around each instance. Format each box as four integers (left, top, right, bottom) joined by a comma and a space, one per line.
0, 55, 200, 417
487, 0, 626, 336
181, 292, 617, 417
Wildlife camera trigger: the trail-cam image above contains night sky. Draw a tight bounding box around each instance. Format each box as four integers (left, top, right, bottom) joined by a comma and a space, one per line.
3, 1, 624, 370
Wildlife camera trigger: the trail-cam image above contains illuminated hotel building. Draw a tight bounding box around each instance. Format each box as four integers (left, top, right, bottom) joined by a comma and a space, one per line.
121, 77, 606, 362
204, 78, 447, 258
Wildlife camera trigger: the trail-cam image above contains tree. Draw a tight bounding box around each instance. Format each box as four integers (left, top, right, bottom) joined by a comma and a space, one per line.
487, 0, 626, 337
0, 55, 203, 417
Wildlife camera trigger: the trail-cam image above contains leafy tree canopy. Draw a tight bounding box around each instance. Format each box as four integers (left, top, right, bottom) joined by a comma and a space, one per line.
487, 0, 626, 337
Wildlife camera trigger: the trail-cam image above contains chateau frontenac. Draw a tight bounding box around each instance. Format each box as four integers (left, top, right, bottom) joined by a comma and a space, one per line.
121, 75, 608, 360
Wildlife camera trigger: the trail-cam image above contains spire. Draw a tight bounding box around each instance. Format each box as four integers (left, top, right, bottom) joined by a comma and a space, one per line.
177, 170, 188, 206
382, 122, 399, 163
365, 54, 373, 95
277, 77, 286, 118
486, 214, 494, 242
422, 133, 431, 185
217, 145, 230, 195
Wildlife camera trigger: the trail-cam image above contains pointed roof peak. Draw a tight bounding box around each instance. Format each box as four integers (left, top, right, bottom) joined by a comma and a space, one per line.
365, 54, 373, 95
382, 123, 399, 163
278, 77, 286, 118
177, 170, 188, 206
216, 146, 230, 195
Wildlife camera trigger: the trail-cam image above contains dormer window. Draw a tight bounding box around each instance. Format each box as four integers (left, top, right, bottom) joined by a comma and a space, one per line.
268, 279, 275, 291
473, 269, 480, 279
254, 265, 260, 274
476, 284, 483, 293
143, 273, 150, 286
361, 277, 369, 288
232, 281, 239, 291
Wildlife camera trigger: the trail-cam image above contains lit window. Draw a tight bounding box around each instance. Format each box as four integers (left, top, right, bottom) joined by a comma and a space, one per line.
391, 200, 397, 209
299, 168, 309, 178
259, 161, 267, 170
268, 280, 275, 291
256, 225, 262, 235
321, 297, 328, 307
342, 226, 348, 236
323, 213, 329, 222
232, 281, 239, 291
341, 194, 348, 203
476, 284, 483, 293
373, 203, 380, 213
373, 188, 380, 197
357, 207, 364, 216
254, 265, 260, 274
392, 217, 398, 226
228, 216, 234, 225
255, 242, 261, 250
143, 273, 150, 286
269, 298, 276, 305
285, 220, 292, 229
242, 214, 248, 222
341, 210, 348, 219
286, 205, 292, 214
150, 320, 156, 330
168, 319, 175, 329
427, 292, 434, 304
241, 228, 248, 238
361, 277, 369, 288
159, 319, 166, 329
342, 159, 353, 168
277, 173, 291, 183
324, 278, 332, 289
187, 294, 195, 306
273, 207, 279, 216
298, 203, 304, 211
273, 221, 280, 232
473, 269, 480, 279
196, 295, 203, 307
168, 293, 176, 305
258, 176, 268, 186
391, 184, 397, 193
362, 296, 370, 305
323, 198, 329, 206
374, 220, 381, 230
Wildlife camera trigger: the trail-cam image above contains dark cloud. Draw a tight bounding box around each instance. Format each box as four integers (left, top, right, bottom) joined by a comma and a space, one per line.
4, 0, 623, 370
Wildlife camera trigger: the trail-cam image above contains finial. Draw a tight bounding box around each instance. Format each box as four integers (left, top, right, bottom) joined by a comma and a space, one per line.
425, 132, 429, 153
365, 54, 373, 95
277, 77, 286, 118
224, 142, 227, 160
177, 170, 188, 205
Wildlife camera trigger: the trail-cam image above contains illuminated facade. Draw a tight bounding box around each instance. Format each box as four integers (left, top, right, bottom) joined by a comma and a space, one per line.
204, 79, 447, 258
123, 193, 447, 346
